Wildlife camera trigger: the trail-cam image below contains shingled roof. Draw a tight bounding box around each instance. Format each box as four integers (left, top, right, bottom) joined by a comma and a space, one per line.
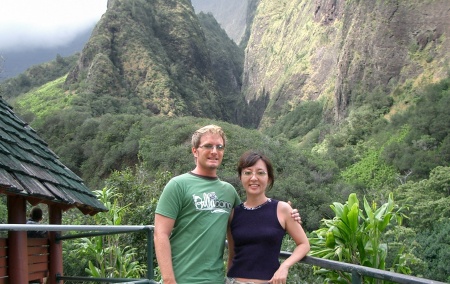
0, 97, 107, 215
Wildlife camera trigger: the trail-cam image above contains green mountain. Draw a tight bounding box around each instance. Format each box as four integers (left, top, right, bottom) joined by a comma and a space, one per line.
62, 0, 244, 123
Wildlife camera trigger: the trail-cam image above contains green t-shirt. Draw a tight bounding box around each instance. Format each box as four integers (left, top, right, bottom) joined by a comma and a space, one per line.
155, 172, 241, 284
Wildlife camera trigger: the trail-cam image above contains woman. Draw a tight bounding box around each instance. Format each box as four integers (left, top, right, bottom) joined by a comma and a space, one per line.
226, 151, 310, 284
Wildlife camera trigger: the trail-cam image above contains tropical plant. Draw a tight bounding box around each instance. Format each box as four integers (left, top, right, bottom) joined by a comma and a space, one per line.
75, 187, 146, 280
309, 193, 413, 283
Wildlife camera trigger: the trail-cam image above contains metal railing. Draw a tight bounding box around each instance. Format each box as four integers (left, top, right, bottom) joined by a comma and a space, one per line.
0, 224, 447, 284
1, 224, 156, 283
279, 252, 446, 284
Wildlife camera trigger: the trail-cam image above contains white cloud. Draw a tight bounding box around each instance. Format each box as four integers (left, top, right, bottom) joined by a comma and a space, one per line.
0, 0, 108, 51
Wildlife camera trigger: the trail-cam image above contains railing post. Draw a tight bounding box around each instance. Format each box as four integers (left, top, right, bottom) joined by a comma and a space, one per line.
352, 270, 362, 284
7, 196, 28, 284
48, 205, 63, 284
146, 227, 154, 280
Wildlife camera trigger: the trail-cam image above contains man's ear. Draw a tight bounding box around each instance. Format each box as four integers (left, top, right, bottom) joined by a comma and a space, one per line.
192, 147, 198, 158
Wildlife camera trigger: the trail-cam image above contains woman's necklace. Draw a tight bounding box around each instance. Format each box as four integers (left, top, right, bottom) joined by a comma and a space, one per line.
242, 198, 271, 210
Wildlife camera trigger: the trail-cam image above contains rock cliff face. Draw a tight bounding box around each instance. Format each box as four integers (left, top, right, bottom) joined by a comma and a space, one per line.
243, 0, 450, 127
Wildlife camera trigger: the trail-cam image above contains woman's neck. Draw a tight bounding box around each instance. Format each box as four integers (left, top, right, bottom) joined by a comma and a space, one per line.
244, 195, 268, 208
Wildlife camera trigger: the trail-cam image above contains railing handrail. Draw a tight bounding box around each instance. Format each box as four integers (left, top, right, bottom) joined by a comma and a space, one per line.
0, 224, 447, 284
0, 224, 154, 232
279, 252, 446, 284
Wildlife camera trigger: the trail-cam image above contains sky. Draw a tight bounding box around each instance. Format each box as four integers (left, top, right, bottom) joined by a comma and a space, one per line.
0, 0, 108, 52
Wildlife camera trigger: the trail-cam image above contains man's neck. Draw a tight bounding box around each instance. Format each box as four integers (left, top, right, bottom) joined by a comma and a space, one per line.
191, 167, 217, 178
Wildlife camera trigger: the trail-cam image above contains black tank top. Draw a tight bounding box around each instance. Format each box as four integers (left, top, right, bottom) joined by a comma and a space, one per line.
227, 199, 286, 280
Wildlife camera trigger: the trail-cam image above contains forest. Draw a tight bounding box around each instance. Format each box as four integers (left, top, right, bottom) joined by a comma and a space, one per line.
1, 67, 449, 282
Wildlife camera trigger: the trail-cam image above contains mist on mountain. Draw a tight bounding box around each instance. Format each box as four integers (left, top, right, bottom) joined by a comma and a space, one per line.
1, 26, 94, 80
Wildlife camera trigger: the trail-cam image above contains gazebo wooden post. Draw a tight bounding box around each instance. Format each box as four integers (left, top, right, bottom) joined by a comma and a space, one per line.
48, 204, 63, 284
7, 195, 28, 283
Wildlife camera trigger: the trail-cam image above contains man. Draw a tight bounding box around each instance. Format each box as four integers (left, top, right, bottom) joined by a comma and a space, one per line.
154, 125, 300, 283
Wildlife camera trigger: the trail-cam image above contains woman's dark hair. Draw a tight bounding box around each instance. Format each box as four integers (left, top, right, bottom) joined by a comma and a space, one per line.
237, 150, 274, 190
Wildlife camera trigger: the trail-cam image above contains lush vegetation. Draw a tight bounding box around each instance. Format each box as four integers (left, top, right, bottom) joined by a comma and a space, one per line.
1, 73, 449, 282
309, 193, 422, 283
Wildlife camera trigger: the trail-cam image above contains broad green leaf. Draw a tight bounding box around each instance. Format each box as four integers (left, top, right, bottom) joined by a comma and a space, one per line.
363, 196, 374, 220
348, 193, 359, 208
341, 205, 350, 224
325, 231, 336, 248
332, 202, 345, 217
347, 203, 359, 234
356, 237, 366, 263
386, 192, 395, 212
379, 213, 392, 231
335, 220, 351, 240
375, 203, 388, 220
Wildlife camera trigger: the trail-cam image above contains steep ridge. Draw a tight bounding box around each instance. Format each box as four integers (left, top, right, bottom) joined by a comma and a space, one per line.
243, 0, 450, 127
65, 0, 238, 120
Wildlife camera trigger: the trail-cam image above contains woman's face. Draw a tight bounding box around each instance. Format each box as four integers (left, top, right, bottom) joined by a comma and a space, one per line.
240, 159, 270, 196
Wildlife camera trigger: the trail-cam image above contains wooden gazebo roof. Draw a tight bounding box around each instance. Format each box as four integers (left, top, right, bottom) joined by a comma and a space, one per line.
0, 97, 106, 215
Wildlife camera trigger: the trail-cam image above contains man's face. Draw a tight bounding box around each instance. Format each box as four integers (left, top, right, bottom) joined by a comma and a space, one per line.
192, 133, 225, 172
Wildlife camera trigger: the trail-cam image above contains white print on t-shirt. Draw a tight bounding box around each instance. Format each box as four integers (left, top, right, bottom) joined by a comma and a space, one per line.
192, 192, 232, 213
